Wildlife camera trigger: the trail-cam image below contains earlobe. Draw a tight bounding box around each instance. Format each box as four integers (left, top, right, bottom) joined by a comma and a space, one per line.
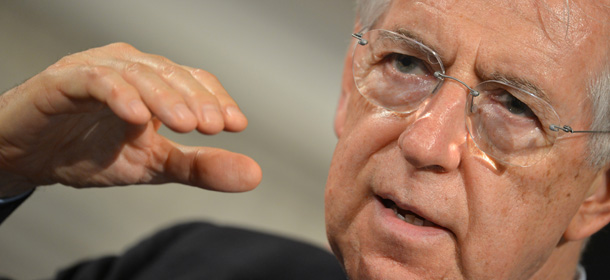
563, 167, 610, 241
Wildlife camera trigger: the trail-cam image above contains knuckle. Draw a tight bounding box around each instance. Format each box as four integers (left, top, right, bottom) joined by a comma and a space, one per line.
85, 65, 113, 80
160, 64, 184, 79
106, 42, 137, 52
85, 66, 126, 100
50, 55, 79, 69
108, 84, 125, 100
36, 69, 56, 88
146, 54, 175, 70
150, 54, 171, 64
124, 62, 148, 74
192, 68, 218, 82
150, 86, 170, 98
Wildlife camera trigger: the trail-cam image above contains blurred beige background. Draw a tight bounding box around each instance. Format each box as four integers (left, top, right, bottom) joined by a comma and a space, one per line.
0, 1, 355, 278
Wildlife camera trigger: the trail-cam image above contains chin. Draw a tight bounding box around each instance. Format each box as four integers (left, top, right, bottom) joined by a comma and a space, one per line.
340, 254, 459, 280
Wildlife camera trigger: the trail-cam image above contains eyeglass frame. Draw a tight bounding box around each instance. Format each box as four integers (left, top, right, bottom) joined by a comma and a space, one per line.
350, 29, 610, 166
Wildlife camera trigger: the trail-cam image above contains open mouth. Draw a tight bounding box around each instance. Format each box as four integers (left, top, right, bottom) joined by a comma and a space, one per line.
380, 197, 437, 227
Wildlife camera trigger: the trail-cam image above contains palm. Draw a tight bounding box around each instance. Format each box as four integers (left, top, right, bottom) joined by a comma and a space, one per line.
5, 104, 159, 187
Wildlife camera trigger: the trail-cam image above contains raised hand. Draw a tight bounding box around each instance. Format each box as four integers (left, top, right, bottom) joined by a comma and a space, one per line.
0, 43, 262, 197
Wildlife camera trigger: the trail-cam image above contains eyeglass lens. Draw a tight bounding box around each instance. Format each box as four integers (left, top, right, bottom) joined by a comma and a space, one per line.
352, 29, 561, 166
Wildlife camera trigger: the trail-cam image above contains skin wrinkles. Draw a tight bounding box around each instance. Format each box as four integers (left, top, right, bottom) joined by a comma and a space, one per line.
535, 1, 568, 45
474, 24, 599, 120
329, 96, 461, 277
372, 154, 467, 265
334, 87, 468, 276
390, 4, 561, 102
436, 1, 580, 274
326, 0, 609, 279
534, 0, 599, 47
415, 0, 582, 81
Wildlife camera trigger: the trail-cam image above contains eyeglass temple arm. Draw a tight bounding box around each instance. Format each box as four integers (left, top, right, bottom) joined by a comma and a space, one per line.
549, 125, 610, 134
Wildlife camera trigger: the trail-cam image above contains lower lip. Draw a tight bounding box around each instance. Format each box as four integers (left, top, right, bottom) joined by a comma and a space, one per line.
372, 198, 451, 240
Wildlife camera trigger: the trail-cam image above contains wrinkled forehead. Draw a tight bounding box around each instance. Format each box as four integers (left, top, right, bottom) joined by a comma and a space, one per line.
379, 0, 607, 52
375, 0, 608, 113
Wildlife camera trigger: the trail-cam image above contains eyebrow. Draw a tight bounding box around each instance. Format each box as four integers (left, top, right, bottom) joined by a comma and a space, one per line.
487, 73, 551, 103
389, 27, 550, 102
393, 28, 434, 49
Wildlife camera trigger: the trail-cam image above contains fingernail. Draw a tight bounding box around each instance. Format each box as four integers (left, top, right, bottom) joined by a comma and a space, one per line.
224, 105, 244, 119
129, 100, 148, 115
202, 104, 222, 124
173, 103, 192, 121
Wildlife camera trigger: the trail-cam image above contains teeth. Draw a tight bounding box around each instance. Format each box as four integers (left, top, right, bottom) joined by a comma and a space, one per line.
396, 212, 406, 221
412, 217, 424, 226
392, 205, 402, 219
391, 204, 429, 226
403, 213, 415, 224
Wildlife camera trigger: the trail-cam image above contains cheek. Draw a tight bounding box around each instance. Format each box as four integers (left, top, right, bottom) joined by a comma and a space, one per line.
459, 155, 590, 278
325, 124, 380, 234
325, 141, 371, 269
524, 152, 590, 219
324, 131, 367, 240
325, 101, 411, 258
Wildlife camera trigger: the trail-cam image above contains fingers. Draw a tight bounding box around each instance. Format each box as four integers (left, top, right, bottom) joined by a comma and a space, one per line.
43, 43, 248, 134
44, 65, 152, 125
4, 43, 258, 192
122, 62, 198, 132
185, 67, 249, 132
163, 144, 262, 192
131, 53, 249, 134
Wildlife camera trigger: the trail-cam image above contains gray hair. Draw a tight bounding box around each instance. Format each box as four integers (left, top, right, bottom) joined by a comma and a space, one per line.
355, 0, 390, 30
354, 0, 610, 169
588, 65, 610, 168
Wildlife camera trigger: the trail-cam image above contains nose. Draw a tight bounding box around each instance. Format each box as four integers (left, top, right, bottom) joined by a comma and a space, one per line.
398, 81, 468, 171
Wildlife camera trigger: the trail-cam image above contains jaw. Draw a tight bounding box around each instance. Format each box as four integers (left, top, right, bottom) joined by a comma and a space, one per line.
325, 191, 462, 279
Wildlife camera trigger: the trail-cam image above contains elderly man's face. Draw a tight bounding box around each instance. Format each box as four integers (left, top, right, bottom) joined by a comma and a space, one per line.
325, 0, 609, 279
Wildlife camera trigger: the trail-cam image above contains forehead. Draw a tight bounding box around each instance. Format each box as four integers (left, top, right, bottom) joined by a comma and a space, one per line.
376, 0, 607, 117
379, 0, 606, 50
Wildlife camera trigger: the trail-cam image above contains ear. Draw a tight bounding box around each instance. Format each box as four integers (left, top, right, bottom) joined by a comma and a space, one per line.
563, 166, 610, 241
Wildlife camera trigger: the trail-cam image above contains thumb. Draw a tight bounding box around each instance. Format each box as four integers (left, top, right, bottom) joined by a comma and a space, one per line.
161, 144, 262, 192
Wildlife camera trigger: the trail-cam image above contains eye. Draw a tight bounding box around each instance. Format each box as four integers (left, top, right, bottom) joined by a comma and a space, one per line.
493, 91, 536, 118
390, 54, 429, 76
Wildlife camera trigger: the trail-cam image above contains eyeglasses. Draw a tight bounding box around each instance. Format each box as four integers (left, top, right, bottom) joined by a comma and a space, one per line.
351, 29, 609, 167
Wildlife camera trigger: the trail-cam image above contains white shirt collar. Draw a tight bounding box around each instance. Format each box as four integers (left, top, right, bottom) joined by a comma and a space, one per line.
575, 265, 587, 280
